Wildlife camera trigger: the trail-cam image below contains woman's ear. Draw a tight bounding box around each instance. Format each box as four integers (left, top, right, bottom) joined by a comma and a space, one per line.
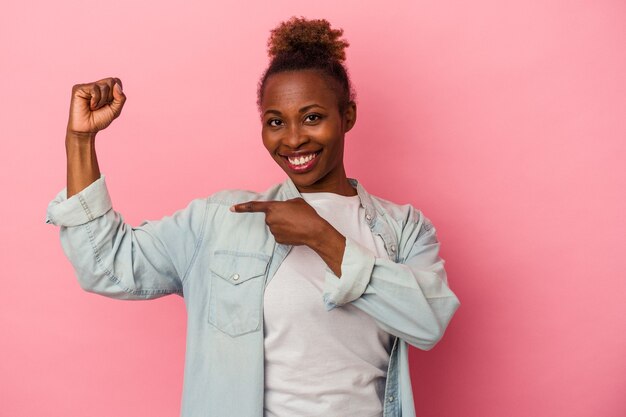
343, 101, 357, 132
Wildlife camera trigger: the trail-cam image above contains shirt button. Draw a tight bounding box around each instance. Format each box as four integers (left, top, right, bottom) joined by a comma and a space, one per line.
390, 245, 396, 252
387, 395, 394, 402
366, 214, 372, 221
232, 273, 240, 281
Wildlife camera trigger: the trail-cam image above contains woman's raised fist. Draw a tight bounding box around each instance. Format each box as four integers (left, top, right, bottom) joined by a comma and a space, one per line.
67, 77, 126, 134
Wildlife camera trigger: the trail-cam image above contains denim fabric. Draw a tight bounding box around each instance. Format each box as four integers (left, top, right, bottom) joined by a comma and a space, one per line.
46, 176, 460, 417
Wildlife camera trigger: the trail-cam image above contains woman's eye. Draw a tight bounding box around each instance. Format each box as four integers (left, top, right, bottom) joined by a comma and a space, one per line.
268, 119, 283, 127
305, 114, 321, 123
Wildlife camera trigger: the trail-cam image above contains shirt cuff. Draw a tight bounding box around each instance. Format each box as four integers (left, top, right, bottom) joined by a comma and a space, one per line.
45, 176, 112, 226
322, 237, 376, 310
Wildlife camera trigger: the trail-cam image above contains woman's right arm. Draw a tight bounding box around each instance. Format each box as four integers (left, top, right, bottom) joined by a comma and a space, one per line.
47, 78, 207, 300
66, 77, 125, 196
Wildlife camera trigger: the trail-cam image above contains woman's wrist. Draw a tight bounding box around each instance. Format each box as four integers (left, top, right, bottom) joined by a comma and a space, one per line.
66, 130, 97, 146
308, 221, 346, 277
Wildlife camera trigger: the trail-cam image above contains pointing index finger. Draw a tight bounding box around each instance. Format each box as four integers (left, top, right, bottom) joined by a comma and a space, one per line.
230, 200, 276, 213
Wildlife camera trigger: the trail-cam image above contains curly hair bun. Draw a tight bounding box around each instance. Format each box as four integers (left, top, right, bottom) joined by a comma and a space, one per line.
267, 17, 349, 63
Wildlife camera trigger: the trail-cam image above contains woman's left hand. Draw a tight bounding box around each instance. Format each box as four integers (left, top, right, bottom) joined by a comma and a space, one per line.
231, 198, 345, 276
231, 198, 328, 246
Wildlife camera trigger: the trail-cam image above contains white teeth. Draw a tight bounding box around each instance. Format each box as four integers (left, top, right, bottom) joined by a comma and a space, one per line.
288, 153, 316, 166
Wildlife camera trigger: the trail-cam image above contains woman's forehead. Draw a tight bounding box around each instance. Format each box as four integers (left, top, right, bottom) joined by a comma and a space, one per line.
261, 70, 340, 111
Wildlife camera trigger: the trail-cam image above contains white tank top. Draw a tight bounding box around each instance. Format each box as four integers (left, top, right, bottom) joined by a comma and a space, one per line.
263, 192, 393, 417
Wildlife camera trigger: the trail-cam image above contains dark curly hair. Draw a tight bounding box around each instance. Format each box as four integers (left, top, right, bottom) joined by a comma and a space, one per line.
257, 17, 355, 112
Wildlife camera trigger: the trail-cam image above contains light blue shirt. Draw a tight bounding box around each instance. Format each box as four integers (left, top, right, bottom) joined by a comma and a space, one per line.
46, 176, 460, 417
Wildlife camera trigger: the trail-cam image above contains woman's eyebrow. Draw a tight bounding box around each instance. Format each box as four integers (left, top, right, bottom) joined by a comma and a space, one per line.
299, 104, 325, 113
263, 109, 282, 117
263, 104, 326, 117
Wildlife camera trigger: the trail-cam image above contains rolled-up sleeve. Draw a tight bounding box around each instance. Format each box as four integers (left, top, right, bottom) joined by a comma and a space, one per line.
322, 238, 376, 308
322, 210, 460, 351
46, 176, 112, 227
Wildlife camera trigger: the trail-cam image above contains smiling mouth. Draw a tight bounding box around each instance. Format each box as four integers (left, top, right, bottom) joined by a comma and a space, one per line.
281, 151, 321, 172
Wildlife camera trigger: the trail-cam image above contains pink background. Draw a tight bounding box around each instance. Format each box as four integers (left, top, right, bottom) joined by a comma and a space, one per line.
1, 1, 625, 416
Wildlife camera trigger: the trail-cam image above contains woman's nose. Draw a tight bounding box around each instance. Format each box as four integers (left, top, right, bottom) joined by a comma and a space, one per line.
283, 125, 310, 148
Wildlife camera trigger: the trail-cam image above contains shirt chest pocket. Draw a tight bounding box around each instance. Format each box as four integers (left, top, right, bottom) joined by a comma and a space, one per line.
208, 251, 269, 337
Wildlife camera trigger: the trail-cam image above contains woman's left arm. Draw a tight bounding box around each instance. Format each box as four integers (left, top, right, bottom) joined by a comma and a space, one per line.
321, 209, 460, 351
232, 198, 460, 350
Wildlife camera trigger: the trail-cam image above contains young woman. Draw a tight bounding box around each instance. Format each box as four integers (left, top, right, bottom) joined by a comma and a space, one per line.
47, 17, 460, 417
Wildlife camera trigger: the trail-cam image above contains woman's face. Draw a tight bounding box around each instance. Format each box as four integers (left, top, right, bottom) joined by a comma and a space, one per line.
260, 70, 356, 195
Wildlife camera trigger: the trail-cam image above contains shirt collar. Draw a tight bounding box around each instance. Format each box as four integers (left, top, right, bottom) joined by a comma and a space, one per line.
279, 177, 378, 224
